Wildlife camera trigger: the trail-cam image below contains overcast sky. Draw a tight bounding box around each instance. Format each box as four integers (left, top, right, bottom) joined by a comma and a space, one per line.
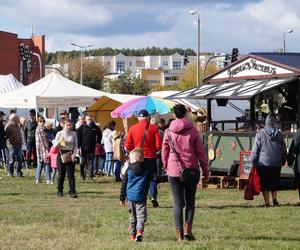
1, 0, 299, 54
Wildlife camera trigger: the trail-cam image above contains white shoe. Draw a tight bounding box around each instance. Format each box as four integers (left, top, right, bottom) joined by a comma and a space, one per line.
50, 181, 54, 185
35, 179, 39, 184
46, 180, 51, 184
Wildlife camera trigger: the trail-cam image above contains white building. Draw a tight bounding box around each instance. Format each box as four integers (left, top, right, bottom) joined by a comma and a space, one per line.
88, 53, 225, 85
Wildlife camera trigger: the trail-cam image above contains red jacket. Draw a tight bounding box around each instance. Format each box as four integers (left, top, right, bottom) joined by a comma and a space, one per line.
125, 120, 161, 158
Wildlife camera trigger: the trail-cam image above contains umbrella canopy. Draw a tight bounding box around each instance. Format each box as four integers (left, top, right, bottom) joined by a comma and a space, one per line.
111, 96, 175, 118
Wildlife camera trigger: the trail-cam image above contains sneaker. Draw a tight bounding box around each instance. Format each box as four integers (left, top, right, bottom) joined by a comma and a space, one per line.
151, 199, 159, 208
129, 234, 136, 241
35, 179, 39, 184
273, 199, 280, 206
46, 180, 51, 184
50, 181, 54, 185
17, 172, 24, 177
135, 229, 143, 242
57, 192, 64, 197
69, 193, 78, 199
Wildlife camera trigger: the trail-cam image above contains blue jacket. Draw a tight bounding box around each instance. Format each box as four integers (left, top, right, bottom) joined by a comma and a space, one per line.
120, 162, 150, 202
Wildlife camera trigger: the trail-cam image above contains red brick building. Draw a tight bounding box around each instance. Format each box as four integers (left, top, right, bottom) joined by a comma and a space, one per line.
0, 30, 45, 85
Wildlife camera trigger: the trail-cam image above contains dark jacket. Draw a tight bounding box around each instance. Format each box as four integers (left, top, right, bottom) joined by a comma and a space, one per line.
77, 122, 102, 152
0, 120, 5, 149
287, 129, 300, 174
44, 128, 56, 148
120, 162, 151, 202
25, 120, 37, 143
5, 122, 22, 147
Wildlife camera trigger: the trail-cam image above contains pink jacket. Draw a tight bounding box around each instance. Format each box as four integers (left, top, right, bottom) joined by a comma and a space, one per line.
48, 146, 59, 169
162, 118, 209, 178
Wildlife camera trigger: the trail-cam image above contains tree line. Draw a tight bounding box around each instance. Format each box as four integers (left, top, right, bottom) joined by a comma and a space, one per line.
45, 47, 216, 65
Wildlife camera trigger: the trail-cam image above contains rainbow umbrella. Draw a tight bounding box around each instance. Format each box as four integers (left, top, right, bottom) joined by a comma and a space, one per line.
111, 96, 176, 118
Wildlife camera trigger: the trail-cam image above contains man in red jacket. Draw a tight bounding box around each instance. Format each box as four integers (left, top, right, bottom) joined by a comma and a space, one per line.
125, 109, 162, 207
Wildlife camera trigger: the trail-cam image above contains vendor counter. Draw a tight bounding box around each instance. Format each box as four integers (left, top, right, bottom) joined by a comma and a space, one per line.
203, 131, 295, 178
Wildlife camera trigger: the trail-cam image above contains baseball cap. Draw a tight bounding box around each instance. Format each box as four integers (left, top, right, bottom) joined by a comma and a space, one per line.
138, 109, 149, 117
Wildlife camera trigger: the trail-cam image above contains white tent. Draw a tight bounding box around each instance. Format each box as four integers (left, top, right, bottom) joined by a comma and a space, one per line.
0, 72, 107, 109
0, 74, 24, 94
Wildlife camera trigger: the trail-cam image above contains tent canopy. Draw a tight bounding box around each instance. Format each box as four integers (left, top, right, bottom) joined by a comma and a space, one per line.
167, 77, 296, 100
0, 74, 24, 94
0, 72, 106, 108
86, 94, 138, 132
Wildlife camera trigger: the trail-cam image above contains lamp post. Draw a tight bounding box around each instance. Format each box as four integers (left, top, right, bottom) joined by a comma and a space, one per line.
70, 43, 94, 84
283, 29, 293, 53
189, 10, 200, 86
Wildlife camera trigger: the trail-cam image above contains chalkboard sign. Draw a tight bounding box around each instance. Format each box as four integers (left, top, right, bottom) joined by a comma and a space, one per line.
239, 151, 252, 177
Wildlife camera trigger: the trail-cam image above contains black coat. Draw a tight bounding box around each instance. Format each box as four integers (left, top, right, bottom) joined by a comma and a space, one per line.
24, 121, 37, 143
0, 121, 5, 149
77, 122, 102, 152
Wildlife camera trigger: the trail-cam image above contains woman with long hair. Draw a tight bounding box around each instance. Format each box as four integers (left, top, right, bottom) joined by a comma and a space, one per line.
53, 119, 78, 198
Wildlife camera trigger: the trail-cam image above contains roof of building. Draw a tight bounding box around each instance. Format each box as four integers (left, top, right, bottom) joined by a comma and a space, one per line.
250, 52, 300, 70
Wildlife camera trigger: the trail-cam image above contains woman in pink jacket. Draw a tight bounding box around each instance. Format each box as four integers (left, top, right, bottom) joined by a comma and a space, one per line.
162, 104, 209, 242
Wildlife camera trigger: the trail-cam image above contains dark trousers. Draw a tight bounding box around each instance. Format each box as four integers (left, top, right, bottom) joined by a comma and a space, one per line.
144, 158, 158, 200
57, 151, 76, 194
27, 141, 37, 167
168, 176, 197, 229
80, 150, 94, 178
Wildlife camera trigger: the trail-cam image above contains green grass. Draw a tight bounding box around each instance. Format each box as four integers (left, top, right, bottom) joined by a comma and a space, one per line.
0, 168, 300, 250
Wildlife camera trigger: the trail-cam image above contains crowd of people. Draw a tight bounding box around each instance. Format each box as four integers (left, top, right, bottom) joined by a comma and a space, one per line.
2, 106, 300, 243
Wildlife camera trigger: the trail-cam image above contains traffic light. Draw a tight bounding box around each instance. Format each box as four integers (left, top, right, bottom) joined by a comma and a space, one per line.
19, 43, 32, 61
231, 48, 239, 63
224, 54, 231, 67
183, 52, 189, 65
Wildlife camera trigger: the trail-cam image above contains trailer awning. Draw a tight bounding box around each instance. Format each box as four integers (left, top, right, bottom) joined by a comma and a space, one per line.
168, 76, 297, 100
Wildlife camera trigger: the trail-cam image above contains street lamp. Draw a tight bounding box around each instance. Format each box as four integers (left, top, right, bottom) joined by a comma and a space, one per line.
189, 9, 200, 86
70, 43, 94, 84
283, 28, 293, 53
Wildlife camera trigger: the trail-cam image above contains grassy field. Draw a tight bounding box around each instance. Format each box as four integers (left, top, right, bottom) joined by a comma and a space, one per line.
0, 168, 300, 250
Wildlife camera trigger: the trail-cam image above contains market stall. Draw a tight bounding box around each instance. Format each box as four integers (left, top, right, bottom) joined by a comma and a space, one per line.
169, 52, 300, 182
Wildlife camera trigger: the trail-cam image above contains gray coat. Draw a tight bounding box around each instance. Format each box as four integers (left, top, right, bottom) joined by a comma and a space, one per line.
251, 126, 287, 168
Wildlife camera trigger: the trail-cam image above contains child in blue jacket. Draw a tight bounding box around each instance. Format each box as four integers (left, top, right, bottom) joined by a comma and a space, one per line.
120, 148, 151, 242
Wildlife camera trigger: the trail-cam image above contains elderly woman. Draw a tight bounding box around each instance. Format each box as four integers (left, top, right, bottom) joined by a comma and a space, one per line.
251, 114, 287, 207
35, 116, 51, 184
162, 104, 209, 241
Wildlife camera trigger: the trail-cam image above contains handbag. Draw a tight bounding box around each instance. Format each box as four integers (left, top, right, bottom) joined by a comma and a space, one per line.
60, 151, 73, 164
167, 129, 200, 185
244, 166, 260, 200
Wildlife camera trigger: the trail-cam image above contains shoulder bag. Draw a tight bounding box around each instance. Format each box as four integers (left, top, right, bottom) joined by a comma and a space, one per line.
167, 128, 200, 185
60, 151, 73, 164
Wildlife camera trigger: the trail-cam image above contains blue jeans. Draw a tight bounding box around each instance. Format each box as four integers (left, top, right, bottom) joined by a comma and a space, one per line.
143, 158, 158, 200
7, 146, 22, 176
114, 160, 122, 182
36, 161, 51, 180
93, 156, 100, 173
104, 152, 114, 176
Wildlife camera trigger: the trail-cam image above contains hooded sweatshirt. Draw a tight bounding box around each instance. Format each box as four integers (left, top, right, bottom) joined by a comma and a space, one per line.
251, 115, 287, 167
161, 117, 209, 178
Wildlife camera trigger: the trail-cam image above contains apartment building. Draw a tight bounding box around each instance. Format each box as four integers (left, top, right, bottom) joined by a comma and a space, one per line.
89, 53, 225, 86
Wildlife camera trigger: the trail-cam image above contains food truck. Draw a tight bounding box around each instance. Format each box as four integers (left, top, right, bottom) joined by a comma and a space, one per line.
169, 52, 300, 185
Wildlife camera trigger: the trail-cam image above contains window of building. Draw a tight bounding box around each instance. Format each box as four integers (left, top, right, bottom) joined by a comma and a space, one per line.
172, 61, 181, 69
136, 61, 145, 67
116, 61, 125, 73
129, 62, 132, 67
162, 61, 168, 67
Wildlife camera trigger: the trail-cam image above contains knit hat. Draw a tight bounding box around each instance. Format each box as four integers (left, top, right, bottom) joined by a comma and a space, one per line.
265, 114, 276, 127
